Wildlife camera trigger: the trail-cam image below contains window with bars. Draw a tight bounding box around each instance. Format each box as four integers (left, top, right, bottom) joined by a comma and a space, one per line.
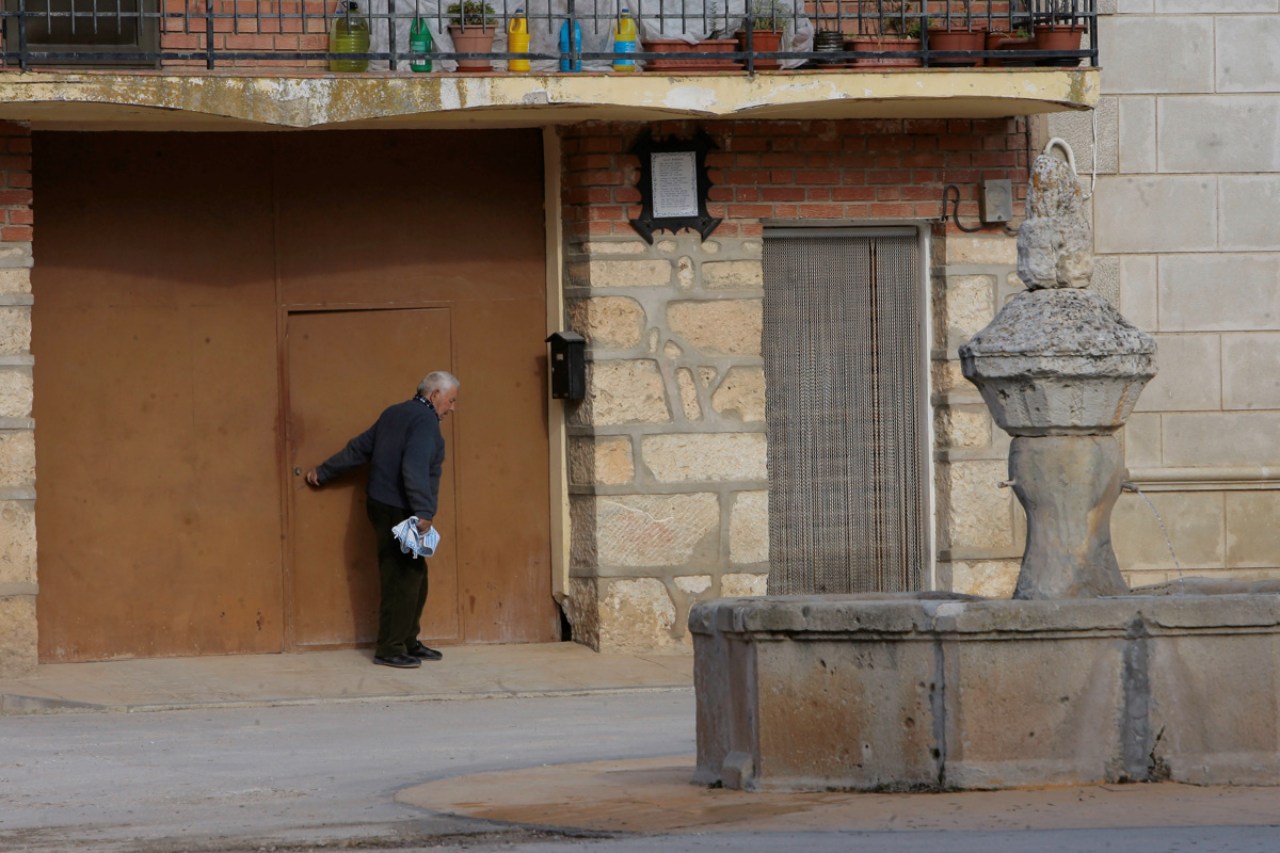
763, 227, 929, 596
4, 0, 158, 65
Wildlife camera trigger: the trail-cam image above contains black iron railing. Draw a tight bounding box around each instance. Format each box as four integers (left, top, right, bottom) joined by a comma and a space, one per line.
0, 0, 1096, 73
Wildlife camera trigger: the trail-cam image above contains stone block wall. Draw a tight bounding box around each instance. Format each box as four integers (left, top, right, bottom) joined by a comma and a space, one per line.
932, 233, 1024, 598
1049, 4, 1280, 587
0, 121, 36, 677
559, 118, 1031, 651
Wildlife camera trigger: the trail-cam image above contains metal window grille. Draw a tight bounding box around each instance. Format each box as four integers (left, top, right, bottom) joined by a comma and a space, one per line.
763, 227, 927, 595
4, 0, 159, 66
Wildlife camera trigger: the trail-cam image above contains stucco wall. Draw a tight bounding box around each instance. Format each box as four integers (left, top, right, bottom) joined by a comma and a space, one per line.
0, 121, 36, 677
1047, 3, 1280, 587
560, 118, 1033, 650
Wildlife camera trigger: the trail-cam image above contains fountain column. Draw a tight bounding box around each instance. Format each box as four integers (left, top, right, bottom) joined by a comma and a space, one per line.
960, 154, 1156, 599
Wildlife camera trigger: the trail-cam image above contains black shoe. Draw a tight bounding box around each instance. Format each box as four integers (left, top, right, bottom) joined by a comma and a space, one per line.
408, 642, 443, 661
373, 654, 421, 669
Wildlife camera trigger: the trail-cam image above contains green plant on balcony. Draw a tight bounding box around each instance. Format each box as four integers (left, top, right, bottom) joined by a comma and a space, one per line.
747, 0, 785, 32
446, 0, 497, 71
847, 0, 921, 67
735, 0, 786, 68
446, 1, 496, 28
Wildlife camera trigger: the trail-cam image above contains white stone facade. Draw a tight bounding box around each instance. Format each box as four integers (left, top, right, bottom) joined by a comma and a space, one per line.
1045, 2, 1280, 587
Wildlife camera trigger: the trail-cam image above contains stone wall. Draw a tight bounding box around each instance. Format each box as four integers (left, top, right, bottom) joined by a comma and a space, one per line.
0, 121, 36, 677
559, 118, 1032, 650
932, 232, 1024, 598
1048, 3, 1280, 587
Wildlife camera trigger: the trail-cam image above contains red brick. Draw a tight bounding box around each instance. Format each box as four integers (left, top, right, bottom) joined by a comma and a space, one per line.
763, 187, 806, 202
868, 202, 913, 218
614, 187, 642, 204
805, 187, 832, 201
974, 151, 1017, 168
4, 172, 32, 189
760, 153, 807, 168
832, 186, 876, 202
867, 169, 912, 185
726, 203, 773, 219
6, 209, 33, 225
0, 189, 32, 206
1, 225, 32, 241
732, 187, 760, 202
798, 203, 844, 219
795, 169, 840, 185
903, 119, 947, 134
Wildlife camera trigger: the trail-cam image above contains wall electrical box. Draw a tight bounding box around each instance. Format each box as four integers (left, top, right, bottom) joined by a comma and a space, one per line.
981, 179, 1013, 224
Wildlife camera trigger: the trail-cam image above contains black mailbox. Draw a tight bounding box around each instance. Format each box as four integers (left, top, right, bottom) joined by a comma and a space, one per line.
545, 331, 586, 401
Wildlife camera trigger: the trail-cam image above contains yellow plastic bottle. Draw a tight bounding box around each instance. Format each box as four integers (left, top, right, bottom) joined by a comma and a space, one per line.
507, 7, 530, 73
612, 8, 638, 72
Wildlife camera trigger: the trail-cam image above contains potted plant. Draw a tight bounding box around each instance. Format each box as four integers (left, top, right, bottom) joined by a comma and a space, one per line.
641, 37, 741, 71
735, 0, 786, 70
846, 0, 921, 69
985, 26, 1034, 67
447, 0, 497, 71
927, 0, 985, 67
1034, 0, 1086, 65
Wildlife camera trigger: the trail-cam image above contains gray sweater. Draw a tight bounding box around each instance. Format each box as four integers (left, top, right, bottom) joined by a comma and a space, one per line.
315, 396, 444, 520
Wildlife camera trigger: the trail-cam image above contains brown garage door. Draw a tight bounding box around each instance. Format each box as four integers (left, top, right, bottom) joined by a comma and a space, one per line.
32, 130, 558, 661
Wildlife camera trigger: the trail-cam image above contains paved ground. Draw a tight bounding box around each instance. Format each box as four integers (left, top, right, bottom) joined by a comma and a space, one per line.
2, 644, 1279, 852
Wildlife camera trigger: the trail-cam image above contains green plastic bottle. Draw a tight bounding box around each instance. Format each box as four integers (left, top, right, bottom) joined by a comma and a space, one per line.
410, 18, 433, 72
329, 1, 370, 73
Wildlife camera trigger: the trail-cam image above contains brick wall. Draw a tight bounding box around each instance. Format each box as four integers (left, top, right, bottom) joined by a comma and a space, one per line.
0, 121, 36, 677
160, 0, 330, 69
560, 117, 1029, 651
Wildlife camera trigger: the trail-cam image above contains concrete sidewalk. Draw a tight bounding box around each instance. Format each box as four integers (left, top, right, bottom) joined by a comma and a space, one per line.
0, 642, 692, 714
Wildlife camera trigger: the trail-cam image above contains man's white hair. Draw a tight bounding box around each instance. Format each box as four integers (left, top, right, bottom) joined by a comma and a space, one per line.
418, 371, 460, 397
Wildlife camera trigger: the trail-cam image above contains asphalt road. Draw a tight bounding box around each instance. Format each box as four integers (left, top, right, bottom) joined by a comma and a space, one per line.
3, 690, 1278, 853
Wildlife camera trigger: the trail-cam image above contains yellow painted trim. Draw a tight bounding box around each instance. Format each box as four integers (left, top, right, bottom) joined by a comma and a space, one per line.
0, 69, 1099, 130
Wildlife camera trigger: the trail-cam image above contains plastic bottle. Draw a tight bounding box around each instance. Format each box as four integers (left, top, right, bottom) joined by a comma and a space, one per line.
507, 7, 530, 73
611, 7, 638, 72
409, 17, 433, 72
558, 18, 582, 72
328, 1, 370, 73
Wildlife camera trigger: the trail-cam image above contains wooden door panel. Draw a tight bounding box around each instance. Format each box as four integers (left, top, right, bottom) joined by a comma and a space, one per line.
32, 133, 283, 662
286, 309, 459, 647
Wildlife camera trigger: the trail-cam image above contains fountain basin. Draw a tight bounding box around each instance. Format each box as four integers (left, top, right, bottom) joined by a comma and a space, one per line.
691, 593, 1280, 791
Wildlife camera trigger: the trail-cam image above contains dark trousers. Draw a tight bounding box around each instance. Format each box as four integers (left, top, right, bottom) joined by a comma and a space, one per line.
366, 496, 429, 659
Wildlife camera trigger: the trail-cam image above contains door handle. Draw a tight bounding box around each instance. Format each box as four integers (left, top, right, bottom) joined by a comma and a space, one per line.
293, 467, 302, 476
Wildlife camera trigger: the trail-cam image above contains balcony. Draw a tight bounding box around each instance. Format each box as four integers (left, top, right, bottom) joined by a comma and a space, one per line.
0, 0, 1099, 129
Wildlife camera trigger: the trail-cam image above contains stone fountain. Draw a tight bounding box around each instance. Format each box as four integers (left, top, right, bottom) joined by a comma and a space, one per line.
691, 154, 1280, 792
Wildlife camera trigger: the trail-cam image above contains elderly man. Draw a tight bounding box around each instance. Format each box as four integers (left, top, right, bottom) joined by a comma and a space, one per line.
306, 371, 460, 669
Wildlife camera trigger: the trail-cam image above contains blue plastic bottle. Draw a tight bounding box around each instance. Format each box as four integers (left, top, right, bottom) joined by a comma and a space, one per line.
558, 18, 583, 71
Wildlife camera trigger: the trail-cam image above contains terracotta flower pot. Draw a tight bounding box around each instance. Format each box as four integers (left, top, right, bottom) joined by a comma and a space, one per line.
985, 31, 1036, 67
846, 36, 922, 68
1034, 23, 1085, 66
735, 29, 783, 70
448, 24, 496, 71
642, 38, 741, 71
927, 27, 985, 66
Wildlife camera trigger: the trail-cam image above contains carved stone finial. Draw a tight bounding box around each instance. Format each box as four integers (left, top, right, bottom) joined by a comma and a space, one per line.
1017, 154, 1093, 290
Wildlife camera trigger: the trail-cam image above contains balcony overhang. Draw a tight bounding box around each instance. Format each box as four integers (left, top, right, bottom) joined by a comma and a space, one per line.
0, 68, 1099, 131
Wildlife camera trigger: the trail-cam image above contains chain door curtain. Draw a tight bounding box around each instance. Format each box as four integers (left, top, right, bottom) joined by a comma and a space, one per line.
763, 228, 927, 595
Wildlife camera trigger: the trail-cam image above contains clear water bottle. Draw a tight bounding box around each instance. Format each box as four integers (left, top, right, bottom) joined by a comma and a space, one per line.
329, 1, 370, 73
